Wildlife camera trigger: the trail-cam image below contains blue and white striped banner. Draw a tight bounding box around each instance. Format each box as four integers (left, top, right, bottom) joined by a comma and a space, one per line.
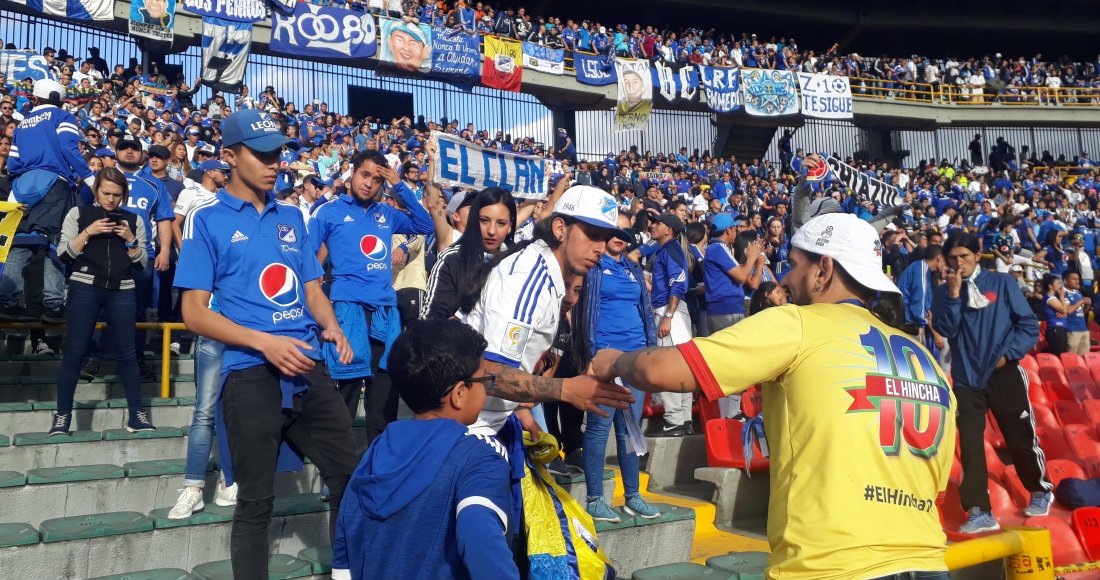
14, 0, 113, 20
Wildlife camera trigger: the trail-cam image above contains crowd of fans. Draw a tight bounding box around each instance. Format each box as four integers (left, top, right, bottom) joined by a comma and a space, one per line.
2, 27, 1099, 577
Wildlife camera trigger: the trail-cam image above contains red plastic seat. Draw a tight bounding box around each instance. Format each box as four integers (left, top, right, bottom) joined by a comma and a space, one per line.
1001, 464, 1032, 510
1036, 352, 1065, 373
1085, 400, 1100, 426
1047, 459, 1087, 487
1062, 352, 1088, 371
1072, 507, 1100, 561
642, 393, 664, 418
1055, 400, 1090, 427
1041, 369, 1075, 401
1020, 354, 1040, 372
985, 412, 1006, 449
1080, 455, 1100, 479
1024, 515, 1090, 566
1038, 426, 1075, 461
1032, 403, 1060, 431
1063, 424, 1100, 458
703, 418, 770, 472
1066, 367, 1097, 401
1085, 351, 1100, 370
740, 386, 762, 418
696, 396, 721, 426
983, 439, 1006, 482
989, 478, 1026, 528
1028, 379, 1051, 408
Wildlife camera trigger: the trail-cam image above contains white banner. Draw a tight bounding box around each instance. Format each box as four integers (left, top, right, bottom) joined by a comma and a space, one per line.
741, 69, 799, 116
431, 132, 550, 200
521, 42, 564, 75
614, 58, 651, 132
798, 73, 853, 119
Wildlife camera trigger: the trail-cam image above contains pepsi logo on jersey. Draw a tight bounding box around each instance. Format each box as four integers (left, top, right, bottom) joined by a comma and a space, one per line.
361, 235, 389, 271
259, 263, 305, 323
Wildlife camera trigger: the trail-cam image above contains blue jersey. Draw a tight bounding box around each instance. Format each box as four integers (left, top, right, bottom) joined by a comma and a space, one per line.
123, 170, 175, 255
8, 104, 93, 182
651, 240, 688, 308
309, 182, 434, 306
175, 190, 325, 373
1067, 289, 1088, 332
703, 240, 745, 315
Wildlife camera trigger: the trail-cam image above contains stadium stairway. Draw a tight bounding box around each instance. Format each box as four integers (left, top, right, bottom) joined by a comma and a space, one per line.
0, 332, 714, 578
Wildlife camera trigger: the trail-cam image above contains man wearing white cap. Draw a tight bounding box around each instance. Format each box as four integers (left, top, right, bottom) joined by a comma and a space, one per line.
591, 213, 956, 580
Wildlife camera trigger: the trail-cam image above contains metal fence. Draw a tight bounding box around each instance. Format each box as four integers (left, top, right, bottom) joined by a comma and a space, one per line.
1, 11, 554, 145
574, 109, 716, 161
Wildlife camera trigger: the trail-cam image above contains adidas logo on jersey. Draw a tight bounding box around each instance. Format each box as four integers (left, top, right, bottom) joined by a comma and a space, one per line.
343, 215, 354, 223
230, 231, 249, 243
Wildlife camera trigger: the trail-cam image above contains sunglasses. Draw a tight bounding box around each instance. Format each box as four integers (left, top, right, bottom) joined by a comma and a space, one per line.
444, 373, 496, 396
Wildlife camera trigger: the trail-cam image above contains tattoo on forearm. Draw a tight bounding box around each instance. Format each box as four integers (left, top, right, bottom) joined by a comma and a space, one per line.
486, 364, 563, 403
614, 348, 655, 389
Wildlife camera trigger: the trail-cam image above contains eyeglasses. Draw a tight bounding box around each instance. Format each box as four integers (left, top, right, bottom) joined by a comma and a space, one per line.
0, 106, 11, 111
444, 373, 496, 396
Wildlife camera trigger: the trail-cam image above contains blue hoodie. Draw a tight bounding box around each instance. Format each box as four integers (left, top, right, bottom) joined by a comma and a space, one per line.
932, 270, 1039, 389
332, 419, 518, 580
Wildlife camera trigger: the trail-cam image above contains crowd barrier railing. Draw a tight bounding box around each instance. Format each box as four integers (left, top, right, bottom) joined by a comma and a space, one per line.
945, 527, 1054, 579
0, 322, 187, 398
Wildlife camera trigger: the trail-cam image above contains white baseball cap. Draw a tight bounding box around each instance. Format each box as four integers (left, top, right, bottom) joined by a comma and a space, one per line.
553, 186, 627, 237
791, 213, 900, 295
32, 79, 65, 101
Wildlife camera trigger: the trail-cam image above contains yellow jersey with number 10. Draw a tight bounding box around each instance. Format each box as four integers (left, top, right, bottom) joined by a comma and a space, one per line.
678, 302, 955, 580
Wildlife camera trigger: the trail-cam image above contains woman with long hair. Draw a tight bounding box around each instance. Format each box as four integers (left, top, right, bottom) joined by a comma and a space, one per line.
1039, 273, 1072, 354
168, 140, 189, 181
763, 216, 789, 277
581, 211, 661, 522
749, 281, 789, 315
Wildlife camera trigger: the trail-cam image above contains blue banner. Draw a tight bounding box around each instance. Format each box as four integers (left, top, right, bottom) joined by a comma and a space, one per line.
0, 50, 55, 87
698, 66, 740, 113
181, 0, 266, 22
430, 27, 480, 85
522, 42, 564, 75
201, 16, 252, 92
651, 61, 698, 103
573, 51, 616, 86
271, 4, 378, 59
741, 69, 799, 116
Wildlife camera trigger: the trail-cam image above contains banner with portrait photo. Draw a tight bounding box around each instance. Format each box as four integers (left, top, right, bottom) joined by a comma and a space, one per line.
797, 73, 854, 119
573, 51, 615, 86
741, 69, 799, 116
698, 65, 740, 113
430, 132, 549, 200
651, 61, 698, 104
429, 27, 480, 86
180, 0, 266, 22
377, 17, 432, 74
521, 42, 564, 75
271, 3, 377, 59
129, 0, 176, 42
614, 58, 651, 132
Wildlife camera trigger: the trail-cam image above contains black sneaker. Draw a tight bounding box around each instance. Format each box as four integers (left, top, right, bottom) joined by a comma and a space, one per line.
40, 307, 66, 324
126, 409, 156, 433
139, 362, 157, 381
48, 412, 72, 436
655, 423, 692, 438
0, 304, 35, 321
564, 449, 585, 470
80, 359, 102, 381
547, 458, 582, 477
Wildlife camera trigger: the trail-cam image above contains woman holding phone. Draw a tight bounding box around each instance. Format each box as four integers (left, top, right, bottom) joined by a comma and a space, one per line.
48, 167, 154, 436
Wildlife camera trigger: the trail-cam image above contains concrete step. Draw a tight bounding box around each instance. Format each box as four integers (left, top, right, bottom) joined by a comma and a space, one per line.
643, 433, 708, 492
694, 467, 769, 535
1, 429, 191, 473
0, 461, 322, 528
0, 498, 330, 578
0, 377, 198, 403
0, 400, 195, 435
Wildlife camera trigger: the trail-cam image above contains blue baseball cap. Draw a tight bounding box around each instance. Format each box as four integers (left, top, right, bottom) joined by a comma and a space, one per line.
198, 159, 230, 173
94, 148, 115, 158
221, 109, 289, 153
711, 213, 741, 232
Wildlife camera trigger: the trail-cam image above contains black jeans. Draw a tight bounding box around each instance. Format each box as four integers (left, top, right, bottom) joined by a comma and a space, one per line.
337, 334, 396, 447
870, 572, 949, 580
395, 287, 424, 329
544, 401, 585, 454
955, 363, 1052, 512
221, 363, 358, 580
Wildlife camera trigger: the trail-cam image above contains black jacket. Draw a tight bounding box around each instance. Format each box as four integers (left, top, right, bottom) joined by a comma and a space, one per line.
58, 206, 146, 290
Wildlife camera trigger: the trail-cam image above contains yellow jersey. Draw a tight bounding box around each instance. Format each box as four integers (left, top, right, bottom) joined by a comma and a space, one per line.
678, 303, 955, 580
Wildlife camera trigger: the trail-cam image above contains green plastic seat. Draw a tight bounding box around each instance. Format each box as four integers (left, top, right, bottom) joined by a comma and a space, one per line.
0, 523, 39, 547
631, 563, 722, 580
297, 545, 333, 573
102, 426, 186, 440
0, 402, 34, 411
14, 430, 102, 445
634, 503, 696, 526
271, 493, 330, 517
191, 555, 312, 579
706, 552, 769, 577
150, 503, 235, 529
105, 398, 178, 408
88, 569, 192, 580
176, 397, 196, 406
32, 400, 112, 410
0, 434, 9, 447
0, 471, 26, 487
27, 464, 125, 485
39, 511, 153, 543
125, 459, 185, 478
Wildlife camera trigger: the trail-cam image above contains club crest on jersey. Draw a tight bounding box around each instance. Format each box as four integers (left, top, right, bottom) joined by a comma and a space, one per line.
500, 321, 532, 359
845, 327, 950, 459
277, 224, 296, 244
360, 235, 388, 261
374, 212, 387, 225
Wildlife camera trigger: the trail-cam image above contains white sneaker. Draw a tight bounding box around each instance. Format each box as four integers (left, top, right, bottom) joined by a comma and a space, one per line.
170, 342, 181, 355
167, 488, 204, 519
214, 481, 238, 506
34, 340, 55, 356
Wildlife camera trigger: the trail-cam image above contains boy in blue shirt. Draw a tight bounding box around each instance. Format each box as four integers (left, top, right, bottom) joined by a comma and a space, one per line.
332, 319, 517, 580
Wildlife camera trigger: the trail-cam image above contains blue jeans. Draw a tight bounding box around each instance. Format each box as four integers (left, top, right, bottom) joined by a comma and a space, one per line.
583, 383, 646, 500
0, 246, 65, 310
56, 282, 141, 415
184, 336, 224, 487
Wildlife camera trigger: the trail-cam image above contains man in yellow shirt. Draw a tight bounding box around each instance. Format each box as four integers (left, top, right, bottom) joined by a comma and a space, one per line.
592, 212, 955, 580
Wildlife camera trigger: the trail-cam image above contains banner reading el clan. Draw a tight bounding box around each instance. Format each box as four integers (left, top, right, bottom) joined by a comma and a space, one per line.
271, 3, 377, 59
431, 132, 549, 200
613, 58, 651, 132
129, 0, 177, 42
741, 69, 799, 116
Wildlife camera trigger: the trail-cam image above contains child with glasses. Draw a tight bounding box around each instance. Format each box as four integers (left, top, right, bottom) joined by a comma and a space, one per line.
332, 319, 518, 580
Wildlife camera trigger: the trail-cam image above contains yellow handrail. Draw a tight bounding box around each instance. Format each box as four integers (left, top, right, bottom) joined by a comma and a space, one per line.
944, 527, 1054, 579
0, 321, 187, 398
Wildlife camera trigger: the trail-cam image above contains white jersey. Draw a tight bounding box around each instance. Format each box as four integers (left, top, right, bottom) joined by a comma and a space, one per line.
174, 179, 216, 217
461, 240, 565, 436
